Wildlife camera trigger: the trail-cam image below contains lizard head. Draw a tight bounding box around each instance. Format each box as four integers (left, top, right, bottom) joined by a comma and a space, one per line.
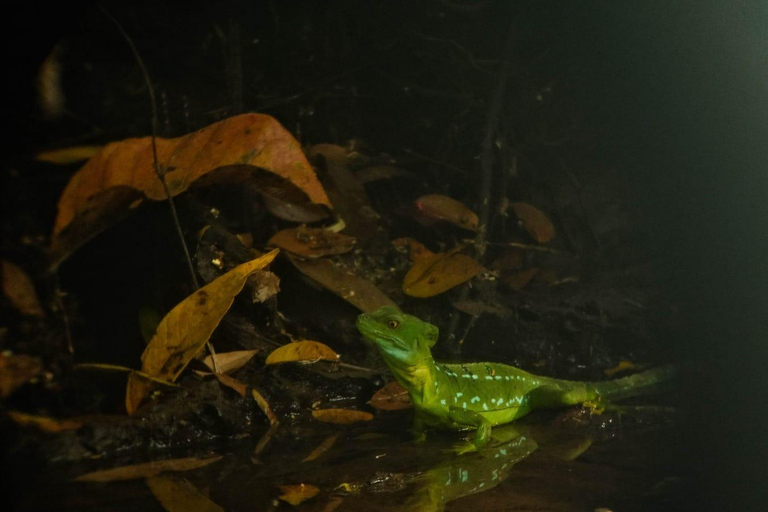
356, 306, 439, 368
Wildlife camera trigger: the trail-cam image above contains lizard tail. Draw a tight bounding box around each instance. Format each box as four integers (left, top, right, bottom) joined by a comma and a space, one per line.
590, 365, 676, 401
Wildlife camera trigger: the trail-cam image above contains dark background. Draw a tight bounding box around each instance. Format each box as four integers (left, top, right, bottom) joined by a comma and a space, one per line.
4, 1, 768, 509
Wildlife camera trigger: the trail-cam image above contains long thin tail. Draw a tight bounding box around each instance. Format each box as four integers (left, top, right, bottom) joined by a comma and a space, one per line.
590, 365, 676, 401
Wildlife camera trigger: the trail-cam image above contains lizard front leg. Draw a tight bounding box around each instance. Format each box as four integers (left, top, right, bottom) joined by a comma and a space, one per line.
447, 407, 492, 453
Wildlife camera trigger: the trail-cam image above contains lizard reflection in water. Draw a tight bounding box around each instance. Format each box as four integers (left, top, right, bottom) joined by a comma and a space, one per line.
357, 306, 674, 451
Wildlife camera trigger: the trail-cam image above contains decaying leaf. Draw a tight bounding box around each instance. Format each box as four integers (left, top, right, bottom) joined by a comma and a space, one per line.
51, 114, 331, 265
392, 237, 435, 262
510, 202, 555, 243
287, 255, 396, 312
147, 474, 223, 512
311, 408, 373, 425
125, 250, 278, 415
265, 341, 339, 365
35, 145, 103, 165
502, 267, 540, 291
415, 194, 478, 231
604, 360, 638, 377
248, 270, 280, 303
202, 350, 259, 374
252, 388, 279, 426
302, 435, 339, 462
73, 455, 222, 483
7, 411, 83, 433
1, 260, 45, 317
278, 484, 320, 506
0, 354, 42, 398
369, 381, 412, 411
402, 252, 483, 298
268, 227, 356, 258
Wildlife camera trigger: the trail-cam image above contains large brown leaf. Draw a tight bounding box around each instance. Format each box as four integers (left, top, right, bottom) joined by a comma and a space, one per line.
414, 194, 478, 231
125, 249, 279, 415
268, 227, 355, 258
402, 252, 483, 298
510, 202, 555, 243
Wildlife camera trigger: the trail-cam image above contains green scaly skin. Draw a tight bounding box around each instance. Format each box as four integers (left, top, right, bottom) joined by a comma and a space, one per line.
357, 306, 674, 450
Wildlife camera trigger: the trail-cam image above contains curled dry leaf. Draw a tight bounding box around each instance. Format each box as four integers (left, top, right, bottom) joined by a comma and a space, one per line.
265, 341, 339, 365
1, 260, 45, 317
392, 237, 435, 262
73, 455, 222, 483
510, 202, 555, 243
0, 354, 42, 398
415, 194, 478, 231
311, 408, 373, 425
51, 114, 331, 266
147, 474, 224, 512
252, 388, 279, 426
278, 484, 320, 506
212, 373, 248, 397
7, 411, 83, 433
369, 381, 412, 411
287, 254, 396, 312
502, 267, 540, 291
268, 227, 356, 258
202, 350, 259, 374
125, 250, 278, 415
302, 435, 339, 462
402, 252, 483, 298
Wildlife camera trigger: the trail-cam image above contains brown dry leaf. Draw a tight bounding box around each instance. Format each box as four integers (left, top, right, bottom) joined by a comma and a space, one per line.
252, 388, 279, 426
510, 202, 555, 243
268, 227, 356, 258
369, 381, 412, 411
355, 165, 415, 184
391, 237, 435, 262
503, 267, 540, 291
248, 270, 281, 303
451, 300, 511, 319
265, 341, 339, 365
302, 435, 339, 462
311, 409, 373, 425
51, 114, 331, 266
490, 248, 525, 272
1, 261, 45, 317
147, 474, 223, 512
74, 455, 222, 483
212, 373, 248, 397
35, 145, 103, 165
260, 190, 330, 222
0, 354, 42, 398
278, 484, 320, 506
7, 411, 83, 433
125, 250, 279, 415
604, 360, 638, 377
415, 195, 478, 231
402, 252, 483, 298
202, 350, 259, 374
287, 255, 396, 312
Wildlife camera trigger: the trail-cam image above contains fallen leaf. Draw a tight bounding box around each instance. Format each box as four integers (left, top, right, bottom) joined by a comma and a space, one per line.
252, 388, 279, 426
278, 484, 320, 506
265, 341, 339, 365
125, 250, 278, 414
74, 455, 222, 483
490, 248, 525, 272
212, 373, 248, 397
268, 227, 356, 258
415, 194, 478, 231
402, 252, 483, 298
35, 145, 103, 165
451, 300, 511, 319
202, 350, 259, 374
502, 267, 540, 290
355, 165, 415, 184
604, 360, 638, 377
52, 114, 331, 265
391, 237, 435, 262
147, 474, 223, 512
7, 411, 83, 433
302, 435, 339, 462
248, 270, 280, 303
260, 190, 330, 222
311, 409, 373, 425
0, 354, 42, 398
510, 202, 555, 243
369, 381, 412, 410
287, 255, 396, 312
1, 261, 45, 317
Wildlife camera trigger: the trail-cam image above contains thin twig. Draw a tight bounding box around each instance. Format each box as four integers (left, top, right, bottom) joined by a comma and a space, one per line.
99, 7, 219, 373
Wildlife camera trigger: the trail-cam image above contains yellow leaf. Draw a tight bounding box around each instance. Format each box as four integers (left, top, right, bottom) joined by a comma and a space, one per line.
265, 341, 340, 365
510, 202, 555, 243
414, 194, 478, 231
35, 145, 103, 165
604, 360, 638, 377
125, 250, 278, 415
1, 260, 45, 317
278, 484, 320, 506
268, 227, 356, 258
146, 474, 223, 512
402, 252, 483, 298
7, 411, 82, 433
302, 435, 338, 462
73, 455, 222, 483
368, 381, 412, 411
311, 408, 373, 425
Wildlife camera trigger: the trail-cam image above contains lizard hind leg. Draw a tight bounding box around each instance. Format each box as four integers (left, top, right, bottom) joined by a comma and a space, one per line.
447, 407, 492, 453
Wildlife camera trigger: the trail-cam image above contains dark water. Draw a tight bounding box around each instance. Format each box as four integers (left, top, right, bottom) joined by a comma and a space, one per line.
14, 407, 687, 512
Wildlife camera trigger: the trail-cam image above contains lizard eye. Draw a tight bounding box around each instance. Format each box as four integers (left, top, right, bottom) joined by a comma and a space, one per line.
387, 319, 399, 329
